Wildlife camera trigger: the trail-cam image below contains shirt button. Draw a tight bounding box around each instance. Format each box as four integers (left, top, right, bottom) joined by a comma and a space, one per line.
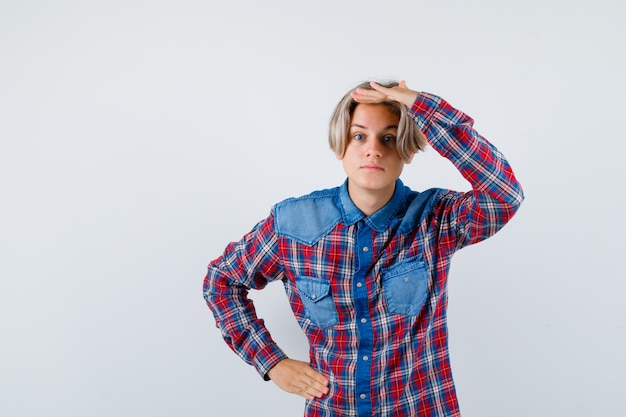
403, 277, 409, 283
362, 246, 369, 252
360, 318, 367, 324
360, 394, 367, 400
356, 282, 363, 288
311, 294, 317, 299
362, 355, 369, 361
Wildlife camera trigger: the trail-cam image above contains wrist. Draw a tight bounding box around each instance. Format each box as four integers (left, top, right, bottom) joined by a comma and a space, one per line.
265, 357, 289, 381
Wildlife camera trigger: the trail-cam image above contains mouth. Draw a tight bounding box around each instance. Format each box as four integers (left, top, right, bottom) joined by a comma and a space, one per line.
361, 164, 384, 171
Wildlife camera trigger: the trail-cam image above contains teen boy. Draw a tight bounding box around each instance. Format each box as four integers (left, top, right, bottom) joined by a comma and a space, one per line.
203, 80, 524, 416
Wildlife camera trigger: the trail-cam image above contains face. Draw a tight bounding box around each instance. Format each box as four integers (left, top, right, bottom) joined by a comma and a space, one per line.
341, 103, 413, 206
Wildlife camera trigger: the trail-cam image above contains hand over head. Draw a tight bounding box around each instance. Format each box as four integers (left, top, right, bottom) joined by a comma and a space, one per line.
351, 80, 419, 108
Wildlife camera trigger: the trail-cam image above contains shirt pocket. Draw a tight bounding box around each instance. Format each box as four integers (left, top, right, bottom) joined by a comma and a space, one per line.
381, 256, 429, 316
296, 276, 338, 329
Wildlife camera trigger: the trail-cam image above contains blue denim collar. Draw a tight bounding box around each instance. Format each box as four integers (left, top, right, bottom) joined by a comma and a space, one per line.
338, 179, 406, 232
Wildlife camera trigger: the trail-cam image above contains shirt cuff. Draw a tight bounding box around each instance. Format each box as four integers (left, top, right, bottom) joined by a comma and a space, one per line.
252, 342, 289, 381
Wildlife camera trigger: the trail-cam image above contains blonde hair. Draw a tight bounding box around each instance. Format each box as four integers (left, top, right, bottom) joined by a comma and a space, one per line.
328, 81, 427, 162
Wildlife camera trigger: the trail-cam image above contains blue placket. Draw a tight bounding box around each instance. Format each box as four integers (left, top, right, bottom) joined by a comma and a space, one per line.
354, 220, 374, 417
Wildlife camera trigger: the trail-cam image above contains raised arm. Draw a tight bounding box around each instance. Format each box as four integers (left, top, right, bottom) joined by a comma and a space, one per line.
353, 80, 524, 249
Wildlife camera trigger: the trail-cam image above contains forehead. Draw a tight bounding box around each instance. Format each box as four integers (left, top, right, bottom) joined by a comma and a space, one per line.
350, 103, 399, 128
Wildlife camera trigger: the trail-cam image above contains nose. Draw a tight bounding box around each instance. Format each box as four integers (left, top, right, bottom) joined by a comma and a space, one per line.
365, 140, 383, 158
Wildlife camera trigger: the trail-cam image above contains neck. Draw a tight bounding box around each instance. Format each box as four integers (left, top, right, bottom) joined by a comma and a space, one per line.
348, 183, 395, 216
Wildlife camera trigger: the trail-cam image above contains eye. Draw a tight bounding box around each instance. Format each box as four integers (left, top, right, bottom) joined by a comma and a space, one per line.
353, 133, 364, 141
382, 135, 396, 143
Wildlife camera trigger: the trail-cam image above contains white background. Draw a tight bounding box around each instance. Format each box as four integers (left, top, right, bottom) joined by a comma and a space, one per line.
1, 1, 624, 416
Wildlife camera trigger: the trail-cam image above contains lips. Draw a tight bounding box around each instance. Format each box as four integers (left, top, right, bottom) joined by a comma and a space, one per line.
361, 164, 384, 171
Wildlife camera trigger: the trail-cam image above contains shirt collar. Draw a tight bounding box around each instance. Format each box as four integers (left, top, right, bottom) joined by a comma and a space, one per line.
339, 179, 407, 232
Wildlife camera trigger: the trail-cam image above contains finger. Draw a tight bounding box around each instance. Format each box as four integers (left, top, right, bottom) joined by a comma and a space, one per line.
291, 384, 314, 400
305, 368, 329, 386
399, 80, 408, 89
351, 89, 387, 104
304, 386, 325, 399
369, 81, 393, 97
310, 383, 329, 398
288, 378, 313, 396
290, 379, 321, 400
302, 381, 328, 399
301, 389, 316, 401
305, 376, 329, 395
352, 87, 385, 99
304, 371, 330, 397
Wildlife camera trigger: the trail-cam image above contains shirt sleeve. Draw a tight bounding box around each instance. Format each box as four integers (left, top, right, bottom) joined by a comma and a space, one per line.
408, 92, 524, 251
203, 213, 288, 380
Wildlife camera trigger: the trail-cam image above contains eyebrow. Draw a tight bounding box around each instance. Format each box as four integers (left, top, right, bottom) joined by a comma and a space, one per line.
350, 123, 398, 130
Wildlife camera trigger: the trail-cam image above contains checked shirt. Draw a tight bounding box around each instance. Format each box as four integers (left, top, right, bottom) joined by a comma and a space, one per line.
203, 92, 524, 416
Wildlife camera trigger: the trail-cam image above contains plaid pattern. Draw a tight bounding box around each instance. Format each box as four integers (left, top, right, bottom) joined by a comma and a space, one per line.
204, 93, 524, 416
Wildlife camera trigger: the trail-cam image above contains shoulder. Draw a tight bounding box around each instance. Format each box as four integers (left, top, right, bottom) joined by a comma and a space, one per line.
397, 186, 448, 233
272, 186, 343, 245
